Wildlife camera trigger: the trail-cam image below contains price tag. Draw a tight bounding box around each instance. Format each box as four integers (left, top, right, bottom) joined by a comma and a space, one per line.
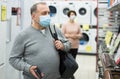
1, 5, 7, 21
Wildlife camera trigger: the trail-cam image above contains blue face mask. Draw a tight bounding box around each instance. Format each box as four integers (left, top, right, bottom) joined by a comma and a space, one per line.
39, 15, 51, 27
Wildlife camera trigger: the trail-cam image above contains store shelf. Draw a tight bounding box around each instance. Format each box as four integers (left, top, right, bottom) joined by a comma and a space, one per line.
108, 2, 120, 11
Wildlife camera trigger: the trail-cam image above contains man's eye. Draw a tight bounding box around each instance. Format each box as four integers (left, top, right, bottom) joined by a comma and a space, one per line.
42, 12, 50, 15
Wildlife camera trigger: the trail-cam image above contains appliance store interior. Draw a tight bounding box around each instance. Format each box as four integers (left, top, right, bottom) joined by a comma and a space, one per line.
0, 0, 120, 79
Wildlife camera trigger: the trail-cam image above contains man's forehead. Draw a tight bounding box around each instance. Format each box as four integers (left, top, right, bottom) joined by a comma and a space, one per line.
37, 4, 49, 11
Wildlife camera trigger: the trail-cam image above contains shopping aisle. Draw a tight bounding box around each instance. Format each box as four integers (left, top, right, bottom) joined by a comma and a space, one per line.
74, 55, 96, 79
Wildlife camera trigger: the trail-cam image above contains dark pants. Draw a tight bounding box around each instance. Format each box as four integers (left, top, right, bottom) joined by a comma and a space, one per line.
68, 48, 78, 79
69, 49, 78, 59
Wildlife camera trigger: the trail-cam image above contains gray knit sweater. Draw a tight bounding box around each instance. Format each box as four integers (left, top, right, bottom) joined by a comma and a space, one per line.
9, 26, 71, 79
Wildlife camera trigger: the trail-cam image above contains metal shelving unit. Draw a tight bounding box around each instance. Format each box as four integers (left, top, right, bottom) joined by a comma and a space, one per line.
98, 1, 120, 79
108, 2, 120, 11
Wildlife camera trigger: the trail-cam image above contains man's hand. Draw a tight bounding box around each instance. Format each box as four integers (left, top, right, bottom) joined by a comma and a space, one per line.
29, 66, 44, 79
54, 40, 64, 50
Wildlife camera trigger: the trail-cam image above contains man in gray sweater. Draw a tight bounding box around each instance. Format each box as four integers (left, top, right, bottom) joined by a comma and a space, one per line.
9, 2, 71, 79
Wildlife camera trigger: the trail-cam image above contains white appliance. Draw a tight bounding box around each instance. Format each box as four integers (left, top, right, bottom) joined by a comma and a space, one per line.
0, 2, 6, 79
22, 0, 34, 28
91, 1, 97, 26
78, 29, 97, 54
47, 1, 60, 24
5, 0, 24, 79
59, 1, 75, 24
75, 1, 91, 25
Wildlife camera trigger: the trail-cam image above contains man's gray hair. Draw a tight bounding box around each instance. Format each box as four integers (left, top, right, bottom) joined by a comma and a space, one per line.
30, 2, 47, 15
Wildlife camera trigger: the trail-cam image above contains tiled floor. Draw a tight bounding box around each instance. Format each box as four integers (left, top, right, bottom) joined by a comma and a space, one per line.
74, 55, 96, 79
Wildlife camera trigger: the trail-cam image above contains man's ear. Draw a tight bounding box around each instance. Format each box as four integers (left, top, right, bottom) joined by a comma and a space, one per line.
32, 13, 36, 20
